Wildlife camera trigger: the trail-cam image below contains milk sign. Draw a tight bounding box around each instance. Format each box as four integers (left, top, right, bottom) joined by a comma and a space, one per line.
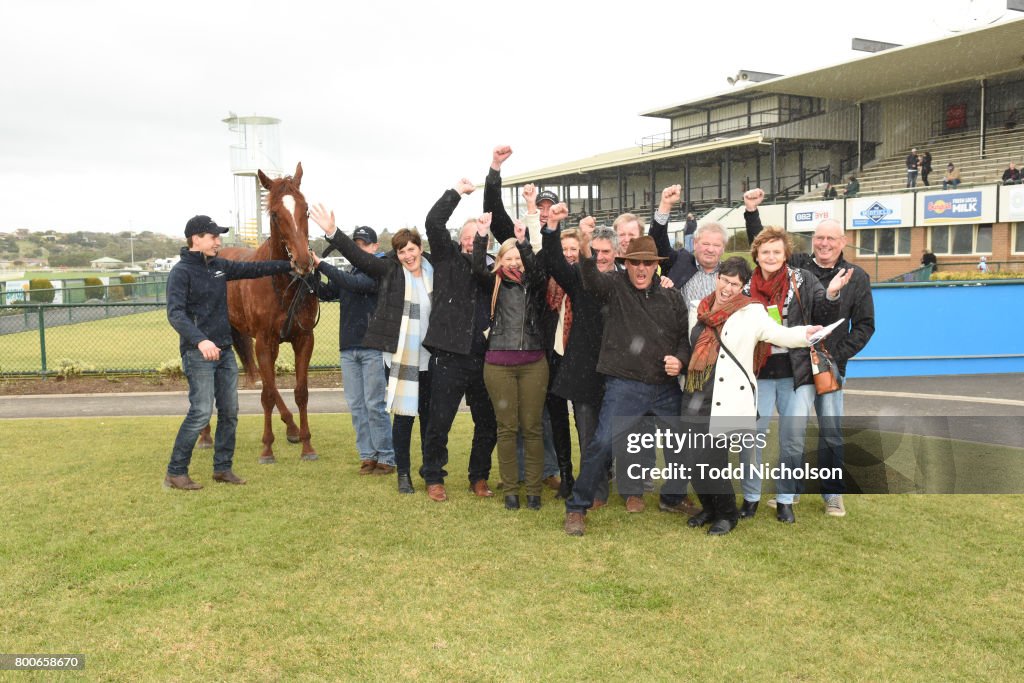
924, 191, 982, 222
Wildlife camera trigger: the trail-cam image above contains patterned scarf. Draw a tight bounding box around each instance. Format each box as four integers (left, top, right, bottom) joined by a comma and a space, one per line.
546, 277, 573, 352
748, 265, 790, 310
685, 291, 770, 393
385, 260, 433, 416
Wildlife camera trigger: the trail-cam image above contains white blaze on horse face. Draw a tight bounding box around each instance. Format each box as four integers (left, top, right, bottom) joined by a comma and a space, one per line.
282, 195, 297, 227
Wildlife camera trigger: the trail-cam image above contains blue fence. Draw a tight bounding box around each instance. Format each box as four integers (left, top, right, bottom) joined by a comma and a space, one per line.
848, 280, 1024, 378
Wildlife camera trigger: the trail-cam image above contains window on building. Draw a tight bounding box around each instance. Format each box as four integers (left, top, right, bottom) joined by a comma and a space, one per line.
859, 228, 910, 256
930, 224, 991, 254
1015, 223, 1024, 254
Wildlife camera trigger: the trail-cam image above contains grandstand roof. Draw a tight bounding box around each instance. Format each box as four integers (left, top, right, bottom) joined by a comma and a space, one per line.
642, 17, 1024, 118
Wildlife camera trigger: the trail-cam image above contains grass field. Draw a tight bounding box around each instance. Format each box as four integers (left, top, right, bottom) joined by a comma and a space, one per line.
0, 307, 343, 374
2, 414, 1022, 679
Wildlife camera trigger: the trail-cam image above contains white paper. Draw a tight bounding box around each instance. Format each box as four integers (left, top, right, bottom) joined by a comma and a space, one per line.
808, 318, 845, 345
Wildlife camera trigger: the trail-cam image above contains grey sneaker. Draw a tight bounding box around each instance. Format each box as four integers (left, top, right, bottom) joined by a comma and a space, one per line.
825, 494, 847, 517
766, 494, 800, 509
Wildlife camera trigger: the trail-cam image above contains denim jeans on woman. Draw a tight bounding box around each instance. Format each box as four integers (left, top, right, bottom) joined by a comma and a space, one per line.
167, 347, 239, 476
341, 347, 395, 467
741, 376, 814, 504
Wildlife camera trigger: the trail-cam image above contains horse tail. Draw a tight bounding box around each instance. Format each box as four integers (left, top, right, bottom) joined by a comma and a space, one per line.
231, 326, 259, 389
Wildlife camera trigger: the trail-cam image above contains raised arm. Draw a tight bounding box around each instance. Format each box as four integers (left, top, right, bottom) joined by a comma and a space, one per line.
484, 145, 515, 243
316, 259, 378, 300
650, 184, 682, 270
579, 235, 615, 303
540, 222, 583, 297
743, 188, 766, 246
309, 204, 391, 280
470, 214, 496, 289
424, 178, 474, 262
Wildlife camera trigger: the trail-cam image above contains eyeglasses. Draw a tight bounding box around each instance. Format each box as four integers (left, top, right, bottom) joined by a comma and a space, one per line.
626, 259, 658, 267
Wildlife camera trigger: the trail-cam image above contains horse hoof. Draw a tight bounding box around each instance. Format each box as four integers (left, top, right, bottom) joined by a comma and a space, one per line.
301, 453, 319, 461
259, 455, 276, 465
287, 435, 301, 444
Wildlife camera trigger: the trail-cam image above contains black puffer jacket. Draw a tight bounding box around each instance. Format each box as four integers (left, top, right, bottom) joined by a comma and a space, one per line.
327, 229, 431, 354
471, 233, 546, 352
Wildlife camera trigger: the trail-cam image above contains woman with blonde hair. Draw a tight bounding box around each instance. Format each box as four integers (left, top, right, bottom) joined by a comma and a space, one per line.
472, 213, 549, 510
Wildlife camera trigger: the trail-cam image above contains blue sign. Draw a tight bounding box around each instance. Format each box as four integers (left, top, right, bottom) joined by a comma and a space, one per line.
794, 211, 813, 222
853, 201, 898, 227
924, 191, 982, 222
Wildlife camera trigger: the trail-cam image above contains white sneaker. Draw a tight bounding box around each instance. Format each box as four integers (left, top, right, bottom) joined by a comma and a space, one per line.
766, 494, 799, 509
825, 494, 846, 517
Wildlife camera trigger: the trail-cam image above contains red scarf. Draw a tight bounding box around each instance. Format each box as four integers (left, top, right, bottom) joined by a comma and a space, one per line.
546, 277, 573, 351
685, 291, 770, 393
748, 265, 790, 310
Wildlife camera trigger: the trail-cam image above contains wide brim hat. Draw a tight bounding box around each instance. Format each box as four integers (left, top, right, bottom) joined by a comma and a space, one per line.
616, 235, 667, 262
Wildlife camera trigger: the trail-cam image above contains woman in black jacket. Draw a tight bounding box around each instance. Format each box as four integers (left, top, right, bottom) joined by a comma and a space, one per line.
472, 214, 549, 510
310, 205, 433, 497
740, 226, 850, 524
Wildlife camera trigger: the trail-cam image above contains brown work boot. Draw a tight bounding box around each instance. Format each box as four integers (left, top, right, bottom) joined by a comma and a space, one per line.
564, 511, 586, 536
543, 474, 561, 491
427, 484, 447, 502
659, 497, 700, 516
212, 470, 247, 485
470, 480, 494, 497
372, 464, 396, 475
625, 496, 646, 513
164, 474, 202, 490
358, 460, 377, 475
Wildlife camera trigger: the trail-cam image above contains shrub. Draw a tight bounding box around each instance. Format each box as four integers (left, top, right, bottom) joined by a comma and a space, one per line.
52, 358, 97, 379
107, 285, 126, 301
28, 278, 55, 304
157, 358, 183, 378
119, 274, 135, 298
930, 271, 1024, 281
84, 277, 104, 300
275, 357, 295, 375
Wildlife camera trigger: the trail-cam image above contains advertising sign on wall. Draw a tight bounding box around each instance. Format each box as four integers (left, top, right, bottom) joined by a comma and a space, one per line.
786, 201, 843, 233
847, 194, 908, 229
1000, 185, 1024, 222
918, 186, 997, 225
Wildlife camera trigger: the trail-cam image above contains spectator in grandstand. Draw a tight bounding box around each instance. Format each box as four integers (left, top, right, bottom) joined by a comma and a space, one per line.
744, 188, 875, 520
1001, 161, 1021, 185
683, 212, 698, 252
921, 248, 938, 272
920, 151, 933, 186
164, 215, 296, 490
823, 183, 837, 200
906, 148, 919, 188
315, 226, 397, 481
682, 257, 822, 536
311, 207, 434, 498
562, 233, 691, 537
943, 163, 961, 190
844, 176, 860, 197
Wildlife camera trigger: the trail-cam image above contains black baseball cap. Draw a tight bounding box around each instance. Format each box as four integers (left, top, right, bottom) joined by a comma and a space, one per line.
353, 226, 378, 244
185, 215, 229, 238
536, 190, 559, 206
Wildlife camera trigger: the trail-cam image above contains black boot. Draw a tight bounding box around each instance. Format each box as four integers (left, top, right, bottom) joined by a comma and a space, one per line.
526, 495, 542, 510
397, 473, 414, 494
776, 503, 796, 524
504, 495, 520, 510
556, 468, 575, 500
738, 500, 759, 519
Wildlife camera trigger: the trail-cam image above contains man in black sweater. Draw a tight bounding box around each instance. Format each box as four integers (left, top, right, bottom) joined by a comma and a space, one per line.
743, 188, 875, 518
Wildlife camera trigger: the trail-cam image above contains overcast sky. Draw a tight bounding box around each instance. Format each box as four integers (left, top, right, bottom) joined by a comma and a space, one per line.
1, 0, 1016, 238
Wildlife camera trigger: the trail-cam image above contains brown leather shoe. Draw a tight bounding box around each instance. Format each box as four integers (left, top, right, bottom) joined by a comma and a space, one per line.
372, 464, 396, 475
589, 499, 607, 511
427, 484, 447, 502
564, 511, 585, 536
470, 480, 494, 497
358, 460, 377, 475
659, 497, 700, 516
625, 495, 646, 513
543, 474, 561, 491
164, 474, 202, 490
212, 470, 247, 485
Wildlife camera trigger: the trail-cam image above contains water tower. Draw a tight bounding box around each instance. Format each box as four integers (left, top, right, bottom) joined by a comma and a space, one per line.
222, 113, 283, 245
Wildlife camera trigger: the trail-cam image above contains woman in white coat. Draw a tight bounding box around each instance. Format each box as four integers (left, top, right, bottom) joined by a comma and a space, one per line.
682, 257, 821, 536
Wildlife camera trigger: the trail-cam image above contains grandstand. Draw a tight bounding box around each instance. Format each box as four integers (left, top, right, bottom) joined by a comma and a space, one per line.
500, 18, 1024, 281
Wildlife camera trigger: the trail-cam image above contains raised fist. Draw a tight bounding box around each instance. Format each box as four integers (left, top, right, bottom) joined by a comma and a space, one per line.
492, 145, 513, 170
661, 184, 682, 204
547, 202, 569, 226
743, 188, 765, 212
522, 183, 537, 207
578, 216, 596, 236
455, 178, 476, 195
513, 219, 526, 243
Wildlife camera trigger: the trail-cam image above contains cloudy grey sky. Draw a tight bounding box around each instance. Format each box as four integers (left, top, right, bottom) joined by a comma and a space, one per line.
1, 0, 1014, 237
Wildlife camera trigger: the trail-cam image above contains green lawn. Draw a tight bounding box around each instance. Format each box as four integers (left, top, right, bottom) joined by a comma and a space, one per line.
1, 415, 1022, 679
0, 307, 343, 374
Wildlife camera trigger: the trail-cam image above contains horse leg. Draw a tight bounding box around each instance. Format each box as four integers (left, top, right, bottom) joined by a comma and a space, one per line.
254, 337, 280, 464
196, 424, 213, 449
292, 333, 318, 460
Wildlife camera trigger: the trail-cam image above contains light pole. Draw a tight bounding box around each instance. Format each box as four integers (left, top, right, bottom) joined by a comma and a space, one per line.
128, 220, 136, 268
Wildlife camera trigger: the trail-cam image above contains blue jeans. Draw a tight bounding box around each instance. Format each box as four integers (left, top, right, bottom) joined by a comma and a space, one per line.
942, 179, 960, 190
341, 347, 395, 466
566, 377, 681, 513
815, 382, 845, 497
167, 347, 239, 476
742, 377, 814, 504
684, 234, 694, 252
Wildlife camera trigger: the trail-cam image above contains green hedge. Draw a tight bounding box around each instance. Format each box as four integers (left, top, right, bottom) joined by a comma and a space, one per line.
28, 278, 55, 304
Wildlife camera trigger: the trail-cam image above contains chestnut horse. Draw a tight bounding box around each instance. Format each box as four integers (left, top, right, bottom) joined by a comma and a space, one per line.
214, 162, 319, 463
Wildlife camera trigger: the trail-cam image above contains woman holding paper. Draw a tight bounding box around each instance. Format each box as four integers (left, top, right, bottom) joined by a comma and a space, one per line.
740, 227, 852, 524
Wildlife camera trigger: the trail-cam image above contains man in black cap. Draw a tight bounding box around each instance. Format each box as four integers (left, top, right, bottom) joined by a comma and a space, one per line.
164, 215, 297, 490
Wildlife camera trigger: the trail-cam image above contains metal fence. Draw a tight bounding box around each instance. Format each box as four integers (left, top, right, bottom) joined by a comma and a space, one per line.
0, 274, 170, 305
0, 300, 342, 378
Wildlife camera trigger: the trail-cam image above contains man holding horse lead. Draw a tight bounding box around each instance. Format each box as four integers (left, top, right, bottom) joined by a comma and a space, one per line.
164, 215, 299, 490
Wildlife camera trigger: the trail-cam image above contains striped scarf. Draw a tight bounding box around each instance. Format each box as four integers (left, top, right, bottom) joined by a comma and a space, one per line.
546, 277, 573, 353
384, 261, 433, 416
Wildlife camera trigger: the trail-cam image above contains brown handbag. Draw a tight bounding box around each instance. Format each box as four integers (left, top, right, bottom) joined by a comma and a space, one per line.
791, 273, 842, 395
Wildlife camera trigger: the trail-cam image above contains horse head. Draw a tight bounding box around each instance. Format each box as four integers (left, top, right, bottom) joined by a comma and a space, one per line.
258, 162, 313, 274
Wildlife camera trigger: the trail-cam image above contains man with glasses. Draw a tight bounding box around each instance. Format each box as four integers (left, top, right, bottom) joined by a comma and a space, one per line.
563, 234, 691, 536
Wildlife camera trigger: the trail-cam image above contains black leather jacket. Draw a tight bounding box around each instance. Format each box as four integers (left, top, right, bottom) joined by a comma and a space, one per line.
471, 233, 546, 352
